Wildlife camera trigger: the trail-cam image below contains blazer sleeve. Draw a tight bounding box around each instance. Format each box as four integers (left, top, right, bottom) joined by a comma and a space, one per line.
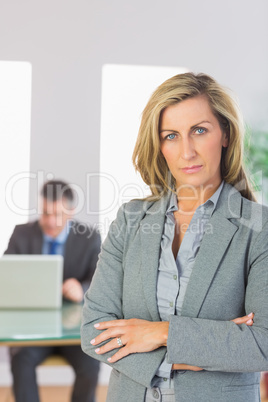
167, 220, 268, 372
81, 204, 166, 388
75, 226, 102, 294
4, 223, 41, 254
4, 226, 20, 254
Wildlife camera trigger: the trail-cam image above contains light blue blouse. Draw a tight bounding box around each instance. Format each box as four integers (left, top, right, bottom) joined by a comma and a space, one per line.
154, 182, 224, 388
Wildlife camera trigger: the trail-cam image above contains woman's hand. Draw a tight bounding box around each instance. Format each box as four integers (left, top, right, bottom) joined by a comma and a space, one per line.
90, 318, 169, 363
172, 312, 254, 371
172, 363, 203, 371
91, 313, 254, 365
231, 312, 254, 326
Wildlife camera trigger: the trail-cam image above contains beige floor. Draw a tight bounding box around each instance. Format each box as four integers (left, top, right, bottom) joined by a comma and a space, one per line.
0, 381, 267, 402
0, 385, 108, 402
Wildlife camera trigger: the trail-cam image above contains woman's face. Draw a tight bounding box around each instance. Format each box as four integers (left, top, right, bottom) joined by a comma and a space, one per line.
159, 95, 228, 193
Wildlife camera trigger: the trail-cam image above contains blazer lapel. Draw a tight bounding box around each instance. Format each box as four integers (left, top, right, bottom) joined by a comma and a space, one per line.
181, 183, 241, 318
140, 195, 169, 321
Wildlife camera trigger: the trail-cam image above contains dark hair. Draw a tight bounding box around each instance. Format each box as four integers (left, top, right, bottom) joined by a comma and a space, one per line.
41, 180, 74, 204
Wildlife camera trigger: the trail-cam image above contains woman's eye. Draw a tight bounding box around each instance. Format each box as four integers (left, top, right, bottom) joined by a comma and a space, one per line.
195, 128, 206, 134
166, 133, 176, 140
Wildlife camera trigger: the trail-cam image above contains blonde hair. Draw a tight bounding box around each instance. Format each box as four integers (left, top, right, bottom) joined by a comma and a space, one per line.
132, 72, 255, 201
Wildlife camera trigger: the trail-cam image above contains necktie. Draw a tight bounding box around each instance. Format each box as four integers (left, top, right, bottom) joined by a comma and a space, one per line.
48, 240, 59, 255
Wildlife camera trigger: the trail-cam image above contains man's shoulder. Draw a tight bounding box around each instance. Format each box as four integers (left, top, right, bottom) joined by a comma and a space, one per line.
13, 220, 40, 235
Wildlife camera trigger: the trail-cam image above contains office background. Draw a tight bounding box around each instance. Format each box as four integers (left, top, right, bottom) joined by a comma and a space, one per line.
1, 0, 268, 228
0, 0, 268, 391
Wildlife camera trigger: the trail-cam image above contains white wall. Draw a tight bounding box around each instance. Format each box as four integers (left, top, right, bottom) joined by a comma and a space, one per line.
0, 0, 267, 244
0, 61, 31, 254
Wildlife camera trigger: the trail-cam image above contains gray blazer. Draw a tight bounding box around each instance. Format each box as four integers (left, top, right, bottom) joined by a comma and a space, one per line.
81, 183, 268, 402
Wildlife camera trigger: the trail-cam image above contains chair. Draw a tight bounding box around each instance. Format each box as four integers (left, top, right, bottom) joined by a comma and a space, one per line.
41, 354, 69, 366
6, 355, 70, 402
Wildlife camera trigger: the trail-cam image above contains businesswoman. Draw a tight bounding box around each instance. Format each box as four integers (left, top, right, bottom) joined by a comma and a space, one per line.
81, 72, 268, 402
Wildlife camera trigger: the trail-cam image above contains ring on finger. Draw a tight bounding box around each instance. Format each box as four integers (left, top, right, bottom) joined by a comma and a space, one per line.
116, 337, 123, 347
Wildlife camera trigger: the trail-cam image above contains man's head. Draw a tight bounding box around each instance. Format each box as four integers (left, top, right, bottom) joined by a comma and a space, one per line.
39, 180, 75, 238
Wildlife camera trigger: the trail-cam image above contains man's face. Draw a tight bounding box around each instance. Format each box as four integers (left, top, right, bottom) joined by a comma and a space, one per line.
39, 198, 74, 238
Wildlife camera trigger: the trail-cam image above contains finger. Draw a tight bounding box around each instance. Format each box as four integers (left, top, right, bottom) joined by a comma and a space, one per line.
177, 365, 203, 372
63, 278, 74, 286
94, 337, 124, 355
172, 363, 203, 371
232, 313, 253, 323
91, 327, 125, 346
232, 317, 251, 325
63, 292, 79, 302
94, 319, 127, 330
63, 286, 76, 296
107, 345, 130, 363
62, 283, 74, 293
63, 284, 74, 293
232, 312, 254, 325
62, 285, 82, 302
63, 281, 79, 291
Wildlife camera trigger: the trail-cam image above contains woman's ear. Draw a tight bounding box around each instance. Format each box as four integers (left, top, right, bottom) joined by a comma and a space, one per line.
222, 131, 229, 148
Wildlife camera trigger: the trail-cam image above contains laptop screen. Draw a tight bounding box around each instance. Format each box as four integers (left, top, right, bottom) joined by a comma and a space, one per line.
0, 255, 63, 309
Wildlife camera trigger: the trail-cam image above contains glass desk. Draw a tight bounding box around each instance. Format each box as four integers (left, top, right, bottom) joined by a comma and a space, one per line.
0, 302, 82, 346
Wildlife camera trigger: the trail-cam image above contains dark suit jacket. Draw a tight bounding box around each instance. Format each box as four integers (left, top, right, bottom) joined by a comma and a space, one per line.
5, 220, 101, 294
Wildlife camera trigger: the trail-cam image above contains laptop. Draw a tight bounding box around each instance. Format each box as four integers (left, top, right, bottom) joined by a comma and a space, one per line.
0, 255, 64, 309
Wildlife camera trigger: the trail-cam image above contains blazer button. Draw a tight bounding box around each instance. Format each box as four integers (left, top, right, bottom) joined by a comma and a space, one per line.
153, 389, 160, 399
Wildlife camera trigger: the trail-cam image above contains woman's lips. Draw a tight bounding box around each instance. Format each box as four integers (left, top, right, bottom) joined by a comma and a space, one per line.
181, 165, 203, 174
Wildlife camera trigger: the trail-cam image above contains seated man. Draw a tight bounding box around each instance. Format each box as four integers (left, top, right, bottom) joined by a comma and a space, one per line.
5, 179, 101, 402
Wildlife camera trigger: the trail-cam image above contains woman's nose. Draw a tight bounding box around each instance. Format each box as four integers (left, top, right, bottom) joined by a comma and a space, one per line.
180, 137, 196, 160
